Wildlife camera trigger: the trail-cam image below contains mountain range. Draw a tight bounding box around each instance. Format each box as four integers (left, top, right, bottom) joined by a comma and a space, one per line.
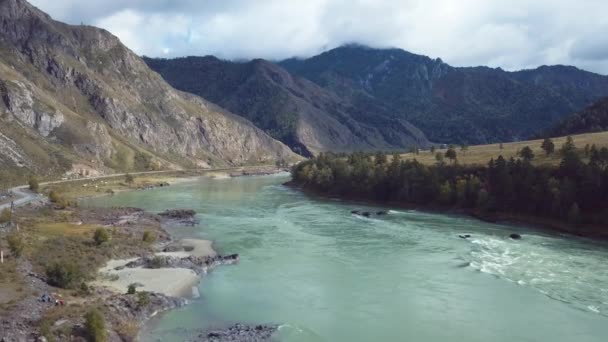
147, 45, 608, 152
280, 46, 608, 144
2, 0, 608, 181
144, 56, 428, 156
0, 0, 298, 180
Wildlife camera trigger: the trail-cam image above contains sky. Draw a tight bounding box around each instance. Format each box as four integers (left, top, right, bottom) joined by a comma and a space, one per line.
29, 0, 608, 74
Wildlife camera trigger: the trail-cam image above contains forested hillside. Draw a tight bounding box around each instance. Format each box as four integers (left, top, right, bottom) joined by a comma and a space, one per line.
291, 137, 608, 230
546, 98, 608, 137
281, 45, 608, 144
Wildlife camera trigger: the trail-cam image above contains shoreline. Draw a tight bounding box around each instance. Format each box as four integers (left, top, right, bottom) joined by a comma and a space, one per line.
93, 238, 217, 299
285, 181, 608, 241
1, 167, 284, 341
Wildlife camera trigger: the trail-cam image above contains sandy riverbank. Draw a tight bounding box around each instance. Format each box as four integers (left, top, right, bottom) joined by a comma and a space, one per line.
93, 239, 216, 298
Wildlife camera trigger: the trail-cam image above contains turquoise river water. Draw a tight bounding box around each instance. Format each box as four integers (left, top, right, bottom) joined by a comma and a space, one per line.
84, 174, 608, 342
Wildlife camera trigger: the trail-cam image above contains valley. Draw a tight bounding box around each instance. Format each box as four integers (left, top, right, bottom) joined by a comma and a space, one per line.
1, 0, 608, 342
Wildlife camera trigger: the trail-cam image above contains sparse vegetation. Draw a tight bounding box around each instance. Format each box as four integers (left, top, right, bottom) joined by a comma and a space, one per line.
133, 152, 153, 171
0, 208, 11, 224
7, 232, 24, 258
142, 231, 156, 243
93, 228, 110, 246
29, 176, 39, 192
127, 283, 137, 295
84, 308, 107, 342
45, 262, 84, 289
399, 132, 608, 167
137, 291, 150, 309
149, 256, 166, 269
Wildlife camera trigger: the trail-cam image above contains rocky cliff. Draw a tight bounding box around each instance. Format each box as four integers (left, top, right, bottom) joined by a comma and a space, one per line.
0, 0, 298, 180
145, 56, 429, 156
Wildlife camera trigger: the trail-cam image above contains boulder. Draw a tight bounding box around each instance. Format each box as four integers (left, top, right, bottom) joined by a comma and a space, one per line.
509, 233, 522, 240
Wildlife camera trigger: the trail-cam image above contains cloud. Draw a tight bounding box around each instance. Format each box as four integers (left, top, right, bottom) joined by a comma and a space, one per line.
29, 0, 608, 74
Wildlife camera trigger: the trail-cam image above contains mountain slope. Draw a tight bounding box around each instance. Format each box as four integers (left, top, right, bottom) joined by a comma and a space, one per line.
0, 0, 298, 180
545, 97, 608, 137
280, 45, 608, 144
144, 56, 429, 155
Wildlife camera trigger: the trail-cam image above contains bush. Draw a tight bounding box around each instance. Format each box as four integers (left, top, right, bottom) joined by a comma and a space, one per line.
125, 173, 134, 184
7, 232, 24, 258
142, 231, 156, 243
149, 256, 166, 269
133, 152, 152, 171
48, 191, 61, 203
0, 208, 11, 224
115, 320, 139, 342
79, 282, 91, 296
93, 228, 110, 246
45, 262, 84, 289
29, 176, 39, 192
84, 308, 107, 342
137, 291, 150, 308
127, 283, 137, 295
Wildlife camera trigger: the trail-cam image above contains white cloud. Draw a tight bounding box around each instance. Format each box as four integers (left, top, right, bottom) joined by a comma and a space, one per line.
29, 0, 608, 74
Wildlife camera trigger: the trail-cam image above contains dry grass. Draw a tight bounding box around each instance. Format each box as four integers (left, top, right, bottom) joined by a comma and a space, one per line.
32, 222, 101, 238
401, 131, 608, 166
0, 260, 26, 310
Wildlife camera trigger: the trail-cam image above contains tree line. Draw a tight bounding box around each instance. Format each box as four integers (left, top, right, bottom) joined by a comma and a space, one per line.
291, 137, 608, 227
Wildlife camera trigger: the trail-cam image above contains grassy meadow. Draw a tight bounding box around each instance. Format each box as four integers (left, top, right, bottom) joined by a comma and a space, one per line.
400, 131, 608, 166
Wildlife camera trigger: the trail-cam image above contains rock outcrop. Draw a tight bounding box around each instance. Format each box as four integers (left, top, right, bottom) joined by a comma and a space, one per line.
193, 323, 278, 342
0, 0, 299, 178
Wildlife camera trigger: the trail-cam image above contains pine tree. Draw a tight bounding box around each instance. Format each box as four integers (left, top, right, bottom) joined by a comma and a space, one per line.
541, 137, 555, 155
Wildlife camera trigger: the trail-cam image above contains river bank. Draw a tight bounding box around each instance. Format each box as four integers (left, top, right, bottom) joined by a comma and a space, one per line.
284, 181, 608, 240
1, 167, 287, 341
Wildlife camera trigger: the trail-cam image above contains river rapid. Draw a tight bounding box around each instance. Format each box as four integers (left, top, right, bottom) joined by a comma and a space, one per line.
84, 174, 608, 342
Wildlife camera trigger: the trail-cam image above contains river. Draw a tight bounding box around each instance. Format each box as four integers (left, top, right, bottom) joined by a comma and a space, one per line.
84, 174, 608, 342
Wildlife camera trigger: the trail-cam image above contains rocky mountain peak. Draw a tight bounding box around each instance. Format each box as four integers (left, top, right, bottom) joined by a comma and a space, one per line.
0, 0, 48, 19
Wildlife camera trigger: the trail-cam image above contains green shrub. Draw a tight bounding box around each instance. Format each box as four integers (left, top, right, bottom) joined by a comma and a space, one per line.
84, 308, 107, 342
79, 282, 91, 296
137, 291, 150, 308
0, 208, 11, 224
93, 228, 110, 246
142, 231, 156, 243
149, 256, 166, 269
7, 232, 24, 258
133, 152, 152, 171
48, 191, 61, 203
127, 283, 137, 295
45, 262, 84, 289
29, 176, 39, 192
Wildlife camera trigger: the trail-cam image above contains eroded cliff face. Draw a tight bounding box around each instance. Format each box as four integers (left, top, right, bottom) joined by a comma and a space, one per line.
0, 0, 298, 178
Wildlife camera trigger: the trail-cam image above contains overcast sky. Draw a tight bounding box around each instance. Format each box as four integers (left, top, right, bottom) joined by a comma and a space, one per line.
30, 0, 608, 74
